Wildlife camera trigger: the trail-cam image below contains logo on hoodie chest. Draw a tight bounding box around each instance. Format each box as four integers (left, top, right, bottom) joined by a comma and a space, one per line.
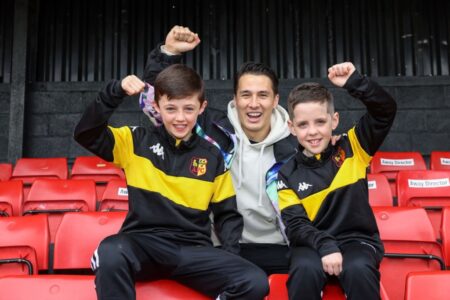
190, 157, 208, 176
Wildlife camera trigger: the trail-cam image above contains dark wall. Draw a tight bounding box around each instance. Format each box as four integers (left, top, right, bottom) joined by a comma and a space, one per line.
0, 85, 10, 161
1, 0, 450, 162
24, 77, 450, 162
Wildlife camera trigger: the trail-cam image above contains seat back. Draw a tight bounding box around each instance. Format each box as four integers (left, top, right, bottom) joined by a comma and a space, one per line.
53, 211, 126, 270
11, 157, 68, 184
370, 152, 426, 197
441, 207, 450, 267
71, 156, 125, 200
397, 170, 450, 238
11, 158, 68, 199
0, 275, 97, 299
0, 163, 12, 181
430, 151, 450, 171
0, 215, 49, 275
265, 274, 389, 300
0, 275, 210, 300
24, 179, 96, 241
367, 174, 393, 206
98, 179, 128, 211
373, 207, 445, 300
405, 271, 450, 300
0, 180, 23, 217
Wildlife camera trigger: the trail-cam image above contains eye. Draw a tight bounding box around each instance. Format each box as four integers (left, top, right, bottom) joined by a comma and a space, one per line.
165, 107, 176, 112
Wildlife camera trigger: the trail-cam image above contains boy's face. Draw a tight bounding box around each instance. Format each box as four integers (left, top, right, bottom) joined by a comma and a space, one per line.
234, 74, 279, 142
288, 101, 339, 157
154, 94, 207, 141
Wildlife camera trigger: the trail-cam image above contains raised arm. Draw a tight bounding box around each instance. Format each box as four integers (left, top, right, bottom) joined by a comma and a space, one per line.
74, 76, 145, 161
143, 25, 201, 84
328, 62, 397, 156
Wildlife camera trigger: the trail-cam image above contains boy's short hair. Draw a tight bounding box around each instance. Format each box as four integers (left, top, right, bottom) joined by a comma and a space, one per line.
154, 64, 205, 104
234, 62, 279, 95
287, 82, 335, 120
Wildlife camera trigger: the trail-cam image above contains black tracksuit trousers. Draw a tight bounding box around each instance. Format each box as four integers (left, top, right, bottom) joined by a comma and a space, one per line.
288, 241, 383, 300
92, 233, 269, 300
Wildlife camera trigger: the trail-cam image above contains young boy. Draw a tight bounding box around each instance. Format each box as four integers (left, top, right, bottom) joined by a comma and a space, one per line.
74, 64, 268, 300
275, 62, 396, 300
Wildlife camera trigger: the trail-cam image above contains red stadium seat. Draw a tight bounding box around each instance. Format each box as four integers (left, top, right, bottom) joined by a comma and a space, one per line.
0, 275, 210, 299
265, 274, 389, 300
370, 152, 426, 198
53, 211, 125, 270
441, 207, 450, 267
71, 156, 125, 200
11, 157, 68, 199
0, 163, 12, 181
397, 170, 450, 238
0, 215, 49, 275
367, 174, 393, 206
24, 179, 96, 241
373, 207, 445, 300
0, 180, 23, 217
98, 179, 128, 211
430, 151, 450, 171
405, 271, 450, 300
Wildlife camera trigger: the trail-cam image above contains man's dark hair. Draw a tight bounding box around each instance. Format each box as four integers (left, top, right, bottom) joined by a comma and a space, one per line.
234, 62, 279, 95
154, 64, 205, 104
287, 82, 334, 120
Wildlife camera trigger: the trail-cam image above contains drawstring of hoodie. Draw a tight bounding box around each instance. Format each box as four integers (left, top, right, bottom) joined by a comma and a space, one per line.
257, 144, 266, 207
237, 134, 245, 188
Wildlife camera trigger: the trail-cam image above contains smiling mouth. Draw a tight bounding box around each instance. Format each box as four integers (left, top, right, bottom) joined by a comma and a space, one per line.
247, 112, 262, 121
308, 139, 321, 146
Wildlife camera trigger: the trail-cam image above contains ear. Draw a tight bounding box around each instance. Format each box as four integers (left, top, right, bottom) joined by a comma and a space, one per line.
152, 100, 161, 114
273, 94, 280, 108
199, 100, 208, 114
331, 112, 339, 130
288, 119, 297, 136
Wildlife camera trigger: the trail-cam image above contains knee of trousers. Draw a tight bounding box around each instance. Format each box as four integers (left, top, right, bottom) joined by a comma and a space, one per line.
291, 258, 324, 278
240, 266, 269, 298
96, 235, 134, 271
341, 259, 379, 282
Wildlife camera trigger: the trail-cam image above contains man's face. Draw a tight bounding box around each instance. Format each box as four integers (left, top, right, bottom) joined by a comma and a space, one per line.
234, 74, 279, 142
288, 101, 339, 157
154, 94, 207, 141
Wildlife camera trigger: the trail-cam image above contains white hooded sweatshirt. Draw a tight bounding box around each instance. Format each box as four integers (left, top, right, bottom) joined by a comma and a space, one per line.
227, 101, 291, 244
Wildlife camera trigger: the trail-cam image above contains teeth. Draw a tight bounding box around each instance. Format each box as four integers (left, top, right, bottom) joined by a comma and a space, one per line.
248, 112, 262, 117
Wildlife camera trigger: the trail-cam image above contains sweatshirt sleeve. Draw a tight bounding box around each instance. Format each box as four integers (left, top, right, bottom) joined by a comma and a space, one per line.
73, 80, 127, 162
209, 165, 243, 254
142, 43, 183, 84
278, 171, 340, 257
343, 71, 397, 156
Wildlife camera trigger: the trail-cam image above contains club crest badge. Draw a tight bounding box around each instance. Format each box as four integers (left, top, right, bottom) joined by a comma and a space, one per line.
333, 146, 346, 168
190, 157, 208, 176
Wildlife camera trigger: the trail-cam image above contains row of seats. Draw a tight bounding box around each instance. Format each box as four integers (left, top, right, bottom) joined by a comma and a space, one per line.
0, 156, 125, 200
1, 207, 450, 299
2, 271, 448, 300
370, 151, 450, 198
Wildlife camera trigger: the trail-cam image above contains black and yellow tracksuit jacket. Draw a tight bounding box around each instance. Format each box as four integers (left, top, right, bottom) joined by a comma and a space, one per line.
74, 80, 242, 254
276, 71, 396, 257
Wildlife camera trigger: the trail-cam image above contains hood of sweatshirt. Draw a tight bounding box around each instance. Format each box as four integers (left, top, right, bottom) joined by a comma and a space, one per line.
227, 100, 291, 243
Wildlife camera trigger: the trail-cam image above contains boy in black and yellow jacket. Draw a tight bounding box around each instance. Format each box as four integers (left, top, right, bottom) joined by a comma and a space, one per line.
274, 62, 396, 300
74, 64, 268, 300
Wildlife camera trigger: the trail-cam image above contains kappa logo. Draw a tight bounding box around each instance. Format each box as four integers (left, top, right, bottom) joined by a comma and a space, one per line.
190, 157, 208, 176
298, 182, 312, 192
149, 143, 164, 159
277, 180, 287, 190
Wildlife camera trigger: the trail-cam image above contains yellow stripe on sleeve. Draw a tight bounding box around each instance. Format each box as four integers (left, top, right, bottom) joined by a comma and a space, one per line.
211, 170, 235, 203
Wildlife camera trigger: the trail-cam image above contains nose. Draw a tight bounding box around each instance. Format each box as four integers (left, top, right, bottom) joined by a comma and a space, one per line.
175, 110, 185, 121
249, 95, 259, 107
307, 125, 318, 135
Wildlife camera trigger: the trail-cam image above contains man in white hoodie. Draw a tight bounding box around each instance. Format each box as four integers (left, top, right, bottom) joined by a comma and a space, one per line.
143, 26, 298, 274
